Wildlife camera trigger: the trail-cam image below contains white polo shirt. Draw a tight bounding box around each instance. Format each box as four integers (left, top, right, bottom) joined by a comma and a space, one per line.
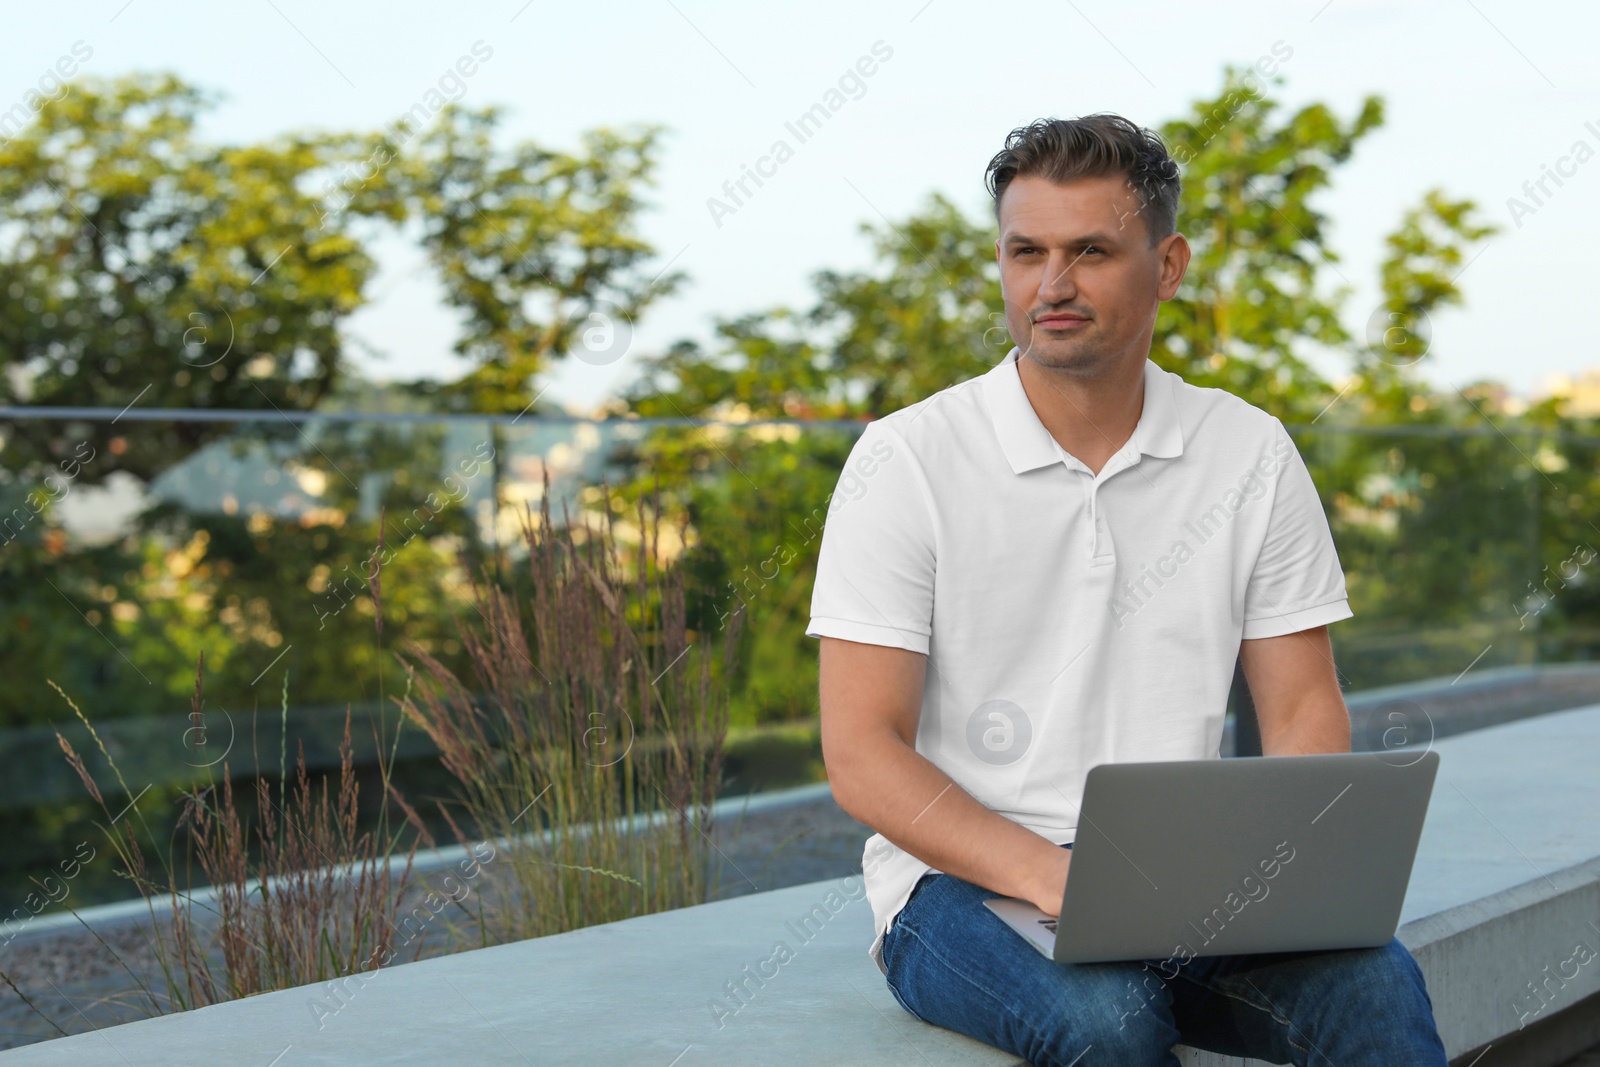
806, 347, 1353, 975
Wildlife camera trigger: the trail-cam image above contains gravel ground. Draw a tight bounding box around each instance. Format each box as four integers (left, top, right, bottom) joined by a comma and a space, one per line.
708, 789, 875, 901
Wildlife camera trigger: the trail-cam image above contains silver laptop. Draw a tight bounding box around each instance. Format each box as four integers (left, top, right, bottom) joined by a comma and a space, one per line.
984, 750, 1440, 964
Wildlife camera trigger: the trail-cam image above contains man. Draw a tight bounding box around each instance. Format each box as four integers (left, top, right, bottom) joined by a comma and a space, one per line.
806, 114, 1449, 1065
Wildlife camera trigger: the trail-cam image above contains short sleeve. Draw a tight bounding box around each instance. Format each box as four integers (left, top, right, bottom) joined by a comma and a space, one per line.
806, 421, 935, 654
1241, 420, 1354, 639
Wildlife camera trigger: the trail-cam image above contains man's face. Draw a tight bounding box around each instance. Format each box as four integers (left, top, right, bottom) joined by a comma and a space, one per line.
994, 172, 1186, 378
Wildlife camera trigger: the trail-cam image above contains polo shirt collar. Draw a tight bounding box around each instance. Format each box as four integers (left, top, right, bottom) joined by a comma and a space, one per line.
982, 347, 1184, 475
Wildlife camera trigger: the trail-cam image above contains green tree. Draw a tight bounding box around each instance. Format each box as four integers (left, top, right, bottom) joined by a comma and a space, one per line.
387, 108, 685, 415
1150, 64, 1382, 417
0, 74, 378, 484
1346, 187, 1502, 417
0, 75, 685, 728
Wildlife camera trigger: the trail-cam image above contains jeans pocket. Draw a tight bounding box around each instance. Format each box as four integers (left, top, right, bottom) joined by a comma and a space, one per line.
881, 916, 902, 973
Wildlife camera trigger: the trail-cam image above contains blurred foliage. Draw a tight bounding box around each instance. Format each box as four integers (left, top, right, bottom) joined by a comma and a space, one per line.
0, 74, 374, 483
0, 412, 508, 724
0, 73, 674, 480
381, 109, 683, 415
1152, 65, 1383, 415
0, 73, 678, 729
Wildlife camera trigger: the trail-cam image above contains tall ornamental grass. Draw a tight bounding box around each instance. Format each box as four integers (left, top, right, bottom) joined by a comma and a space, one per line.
17, 644, 425, 1023
400, 475, 746, 943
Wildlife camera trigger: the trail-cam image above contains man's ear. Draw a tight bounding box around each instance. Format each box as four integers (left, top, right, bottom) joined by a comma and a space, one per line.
1158, 233, 1190, 300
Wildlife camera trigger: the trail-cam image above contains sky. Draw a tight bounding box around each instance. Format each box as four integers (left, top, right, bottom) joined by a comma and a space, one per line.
2, 0, 1595, 414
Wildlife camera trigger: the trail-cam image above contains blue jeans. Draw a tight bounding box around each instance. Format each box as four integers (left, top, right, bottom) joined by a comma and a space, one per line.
880, 856, 1449, 1066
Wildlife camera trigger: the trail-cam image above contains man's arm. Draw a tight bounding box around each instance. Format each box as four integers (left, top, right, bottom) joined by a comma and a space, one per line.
1238, 624, 1351, 756
819, 636, 1073, 915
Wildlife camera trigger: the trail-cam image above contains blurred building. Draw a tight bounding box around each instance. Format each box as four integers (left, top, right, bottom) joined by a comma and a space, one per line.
1536, 370, 1600, 418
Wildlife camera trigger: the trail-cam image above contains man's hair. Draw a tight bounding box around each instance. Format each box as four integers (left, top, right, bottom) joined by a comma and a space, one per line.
984, 114, 1181, 248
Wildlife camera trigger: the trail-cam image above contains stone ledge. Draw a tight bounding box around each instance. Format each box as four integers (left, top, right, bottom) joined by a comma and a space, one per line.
4, 706, 1599, 1066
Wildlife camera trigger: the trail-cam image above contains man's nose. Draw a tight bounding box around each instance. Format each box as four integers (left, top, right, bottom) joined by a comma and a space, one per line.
1038, 250, 1081, 302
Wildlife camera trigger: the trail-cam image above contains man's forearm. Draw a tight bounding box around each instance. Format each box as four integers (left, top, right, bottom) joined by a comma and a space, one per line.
1260, 693, 1351, 756
833, 733, 1071, 913
1244, 626, 1354, 757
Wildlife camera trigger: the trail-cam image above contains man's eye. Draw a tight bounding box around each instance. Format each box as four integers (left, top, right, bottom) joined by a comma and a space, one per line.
1083, 246, 1102, 256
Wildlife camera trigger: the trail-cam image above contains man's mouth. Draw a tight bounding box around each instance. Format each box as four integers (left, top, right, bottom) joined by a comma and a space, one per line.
1035, 313, 1089, 328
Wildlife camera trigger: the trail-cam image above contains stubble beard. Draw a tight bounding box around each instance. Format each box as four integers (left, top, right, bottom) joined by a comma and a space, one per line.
1018, 324, 1109, 380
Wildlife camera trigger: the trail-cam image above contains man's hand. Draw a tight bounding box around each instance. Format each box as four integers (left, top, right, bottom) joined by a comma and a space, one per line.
1024, 847, 1073, 917
820, 636, 1071, 908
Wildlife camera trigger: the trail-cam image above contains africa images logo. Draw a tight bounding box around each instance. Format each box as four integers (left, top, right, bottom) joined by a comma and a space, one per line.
966, 699, 1032, 766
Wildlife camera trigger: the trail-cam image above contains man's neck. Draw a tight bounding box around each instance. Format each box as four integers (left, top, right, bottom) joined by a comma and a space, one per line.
1015, 353, 1146, 477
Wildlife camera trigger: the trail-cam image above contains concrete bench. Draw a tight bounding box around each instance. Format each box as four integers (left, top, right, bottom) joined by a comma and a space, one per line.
4, 705, 1600, 1065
